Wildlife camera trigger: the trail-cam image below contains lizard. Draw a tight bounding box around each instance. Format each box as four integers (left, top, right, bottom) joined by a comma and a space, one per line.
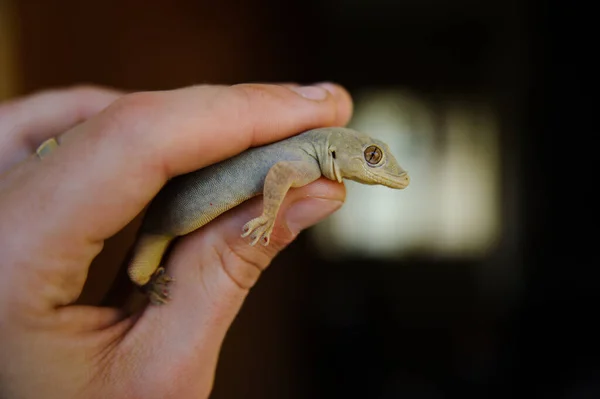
35, 126, 410, 305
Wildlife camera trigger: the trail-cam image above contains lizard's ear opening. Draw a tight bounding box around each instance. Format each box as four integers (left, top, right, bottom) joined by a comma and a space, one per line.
328, 146, 343, 183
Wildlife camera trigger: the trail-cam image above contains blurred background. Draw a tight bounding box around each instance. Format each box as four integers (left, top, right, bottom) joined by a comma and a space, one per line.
0, 0, 595, 398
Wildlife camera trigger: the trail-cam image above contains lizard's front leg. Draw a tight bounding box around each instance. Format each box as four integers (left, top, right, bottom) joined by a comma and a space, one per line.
242, 161, 321, 246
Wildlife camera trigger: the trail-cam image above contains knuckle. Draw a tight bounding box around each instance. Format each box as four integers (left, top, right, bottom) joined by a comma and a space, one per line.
226, 84, 256, 112
229, 83, 272, 102
218, 244, 266, 291
80, 91, 162, 162
101, 90, 169, 167
233, 229, 295, 267
224, 84, 291, 139
219, 234, 293, 291
227, 84, 288, 112
216, 85, 256, 135
101, 91, 157, 137
109, 91, 158, 117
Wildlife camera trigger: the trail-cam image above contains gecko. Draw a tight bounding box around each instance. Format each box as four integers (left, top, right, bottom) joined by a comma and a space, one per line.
36, 126, 410, 305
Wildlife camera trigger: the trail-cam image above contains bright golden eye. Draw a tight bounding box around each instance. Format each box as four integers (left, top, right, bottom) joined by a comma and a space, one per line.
364, 145, 383, 165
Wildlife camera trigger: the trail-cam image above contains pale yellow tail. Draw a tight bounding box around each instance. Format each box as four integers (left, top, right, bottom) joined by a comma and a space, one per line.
127, 234, 174, 286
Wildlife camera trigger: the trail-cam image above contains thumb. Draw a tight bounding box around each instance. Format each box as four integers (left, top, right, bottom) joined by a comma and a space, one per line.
170, 178, 345, 295
117, 178, 344, 393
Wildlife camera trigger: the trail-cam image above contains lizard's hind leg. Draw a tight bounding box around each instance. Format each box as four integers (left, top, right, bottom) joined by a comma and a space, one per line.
127, 234, 175, 305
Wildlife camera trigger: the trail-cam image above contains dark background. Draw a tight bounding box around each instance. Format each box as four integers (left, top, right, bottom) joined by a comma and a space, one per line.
5, 0, 596, 397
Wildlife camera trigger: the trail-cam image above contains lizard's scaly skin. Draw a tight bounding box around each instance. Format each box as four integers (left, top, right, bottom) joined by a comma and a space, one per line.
32, 127, 410, 304
130, 127, 410, 304
33, 127, 410, 304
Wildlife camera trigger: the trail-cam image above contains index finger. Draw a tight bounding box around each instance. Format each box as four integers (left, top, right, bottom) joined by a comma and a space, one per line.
6, 83, 352, 249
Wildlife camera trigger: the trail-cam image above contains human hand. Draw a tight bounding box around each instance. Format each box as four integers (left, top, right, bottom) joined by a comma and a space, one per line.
0, 83, 353, 398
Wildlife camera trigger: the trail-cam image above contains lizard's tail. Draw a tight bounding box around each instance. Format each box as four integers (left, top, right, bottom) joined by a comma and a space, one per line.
127, 234, 174, 287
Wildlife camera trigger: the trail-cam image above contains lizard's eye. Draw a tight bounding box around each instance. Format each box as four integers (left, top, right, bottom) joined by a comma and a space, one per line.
364, 145, 383, 165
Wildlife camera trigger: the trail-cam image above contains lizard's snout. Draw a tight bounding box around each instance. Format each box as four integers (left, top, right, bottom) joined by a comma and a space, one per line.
394, 171, 410, 189
366, 169, 410, 189
400, 171, 410, 184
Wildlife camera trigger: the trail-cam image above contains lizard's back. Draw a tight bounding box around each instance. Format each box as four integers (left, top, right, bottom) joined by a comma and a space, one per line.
141, 134, 318, 237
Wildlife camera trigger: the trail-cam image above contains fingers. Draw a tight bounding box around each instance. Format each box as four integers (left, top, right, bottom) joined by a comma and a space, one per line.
117, 178, 345, 393
10, 83, 351, 244
169, 177, 345, 292
0, 82, 353, 309
0, 85, 123, 172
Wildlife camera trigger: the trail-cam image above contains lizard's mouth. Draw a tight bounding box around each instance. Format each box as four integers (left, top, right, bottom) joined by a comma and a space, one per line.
365, 169, 410, 189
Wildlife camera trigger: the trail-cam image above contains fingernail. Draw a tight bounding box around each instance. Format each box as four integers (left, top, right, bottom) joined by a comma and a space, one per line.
286, 198, 343, 234
314, 82, 339, 96
291, 85, 329, 101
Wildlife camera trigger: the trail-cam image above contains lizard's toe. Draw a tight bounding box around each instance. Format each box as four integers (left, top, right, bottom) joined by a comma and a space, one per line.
141, 267, 174, 305
241, 216, 274, 246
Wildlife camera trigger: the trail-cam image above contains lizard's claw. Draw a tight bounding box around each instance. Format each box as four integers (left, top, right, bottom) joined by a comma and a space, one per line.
141, 267, 175, 305
241, 216, 275, 246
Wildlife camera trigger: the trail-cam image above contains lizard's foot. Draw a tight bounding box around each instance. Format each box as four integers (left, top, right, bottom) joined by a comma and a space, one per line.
241, 215, 275, 246
140, 267, 175, 305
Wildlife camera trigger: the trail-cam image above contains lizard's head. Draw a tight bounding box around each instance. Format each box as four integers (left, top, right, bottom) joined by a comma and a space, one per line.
324, 128, 410, 189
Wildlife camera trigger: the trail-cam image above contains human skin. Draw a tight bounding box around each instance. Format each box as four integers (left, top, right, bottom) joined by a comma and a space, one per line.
0, 82, 353, 399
